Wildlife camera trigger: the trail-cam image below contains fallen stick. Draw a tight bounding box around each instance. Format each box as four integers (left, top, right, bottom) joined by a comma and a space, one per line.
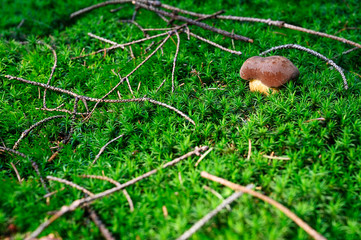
201, 171, 327, 240
26, 146, 208, 239
177, 184, 254, 240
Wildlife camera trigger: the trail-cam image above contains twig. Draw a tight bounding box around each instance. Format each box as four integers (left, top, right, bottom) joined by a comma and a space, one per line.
62, 97, 79, 145
88, 32, 118, 45
79, 174, 134, 212
155, 78, 167, 92
203, 185, 230, 210
259, 44, 348, 89
83, 34, 171, 121
152, 3, 361, 48
87, 208, 116, 240
247, 139, 251, 160
262, 155, 291, 160
72, 31, 169, 59
36, 41, 57, 110
92, 134, 124, 165
13, 115, 66, 150
5, 75, 195, 125
136, 3, 252, 42
201, 171, 327, 240
171, 31, 180, 92
43, 187, 66, 199
177, 184, 254, 240
0, 146, 48, 193
162, 205, 168, 218
27, 146, 208, 239
125, 77, 135, 96
188, 31, 242, 55
10, 162, 22, 184
304, 117, 326, 123
70, 0, 133, 18
332, 47, 360, 59
47, 177, 115, 240
0, 146, 27, 158
47, 176, 94, 197
194, 147, 213, 167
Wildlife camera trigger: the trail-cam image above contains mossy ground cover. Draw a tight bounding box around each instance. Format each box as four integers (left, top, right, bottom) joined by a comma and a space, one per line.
1, 0, 360, 239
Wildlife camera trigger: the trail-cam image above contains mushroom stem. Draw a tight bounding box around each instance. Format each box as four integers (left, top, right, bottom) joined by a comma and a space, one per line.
249, 79, 279, 95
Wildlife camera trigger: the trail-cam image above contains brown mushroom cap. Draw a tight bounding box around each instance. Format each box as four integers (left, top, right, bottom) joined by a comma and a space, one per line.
240, 56, 299, 88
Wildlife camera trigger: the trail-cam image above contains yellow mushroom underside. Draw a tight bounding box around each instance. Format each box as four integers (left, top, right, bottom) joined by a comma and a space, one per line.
249, 79, 280, 95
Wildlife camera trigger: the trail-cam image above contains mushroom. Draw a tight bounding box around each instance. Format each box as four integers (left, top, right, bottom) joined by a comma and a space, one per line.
239, 56, 299, 95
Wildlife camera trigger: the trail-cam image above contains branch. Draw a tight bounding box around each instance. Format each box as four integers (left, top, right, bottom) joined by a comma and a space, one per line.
259, 44, 348, 89
13, 115, 66, 150
92, 134, 124, 165
171, 31, 180, 92
177, 184, 254, 240
5, 75, 195, 125
201, 171, 327, 240
136, 3, 252, 43
80, 175, 134, 212
27, 146, 208, 239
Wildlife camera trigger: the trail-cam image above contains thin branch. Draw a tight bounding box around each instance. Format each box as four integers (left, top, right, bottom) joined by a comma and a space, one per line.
304, 117, 326, 123
177, 185, 254, 240
10, 162, 22, 184
83, 34, 171, 121
247, 139, 251, 160
79, 174, 134, 212
13, 115, 66, 150
262, 155, 291, 160
47, 177, 115, 240
87, 208, 116, 240
171, 31, 180, 92
201, 171, 327, 240
203, 185, 230, 211
153, 3, 361, 48
27, 146, 208, 239
0, 146, 48, 193
72, 31, 170, 59
0, 146, 27, 158
136, 3, 252, 42
332, 47, 360, 59
125, 77, 135, 97
188, 31, 242, 55
259, 44, 348, 89
70, 0, 133, 18
88, 32, 119, 45
36, 41, 58, 110
155, 78, 167, 92
92, 134, 124, 165
62, 97, 79, 145
5, 75, 195, 125
194, 147, 213, 167
47, 176, 94, 197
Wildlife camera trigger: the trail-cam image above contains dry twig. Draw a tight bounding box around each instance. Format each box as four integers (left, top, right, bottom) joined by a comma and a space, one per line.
13, 115, 66, 150
0, 146, 48, 193
171, 31, 180, 92
262, 155, 291, 160
92, 134, 124, 165
47, 176, 115, 240
88, 32, 119, 45
27, 146, 208, 239
5, 75, 195, 125
10, 162, 22, 184
177, 184, 254, 240
247, 139, 251, 160
80, 174, 134, 212
201, 171, 327, 240
259, 44, 348, 89
194, 147, 213, 167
